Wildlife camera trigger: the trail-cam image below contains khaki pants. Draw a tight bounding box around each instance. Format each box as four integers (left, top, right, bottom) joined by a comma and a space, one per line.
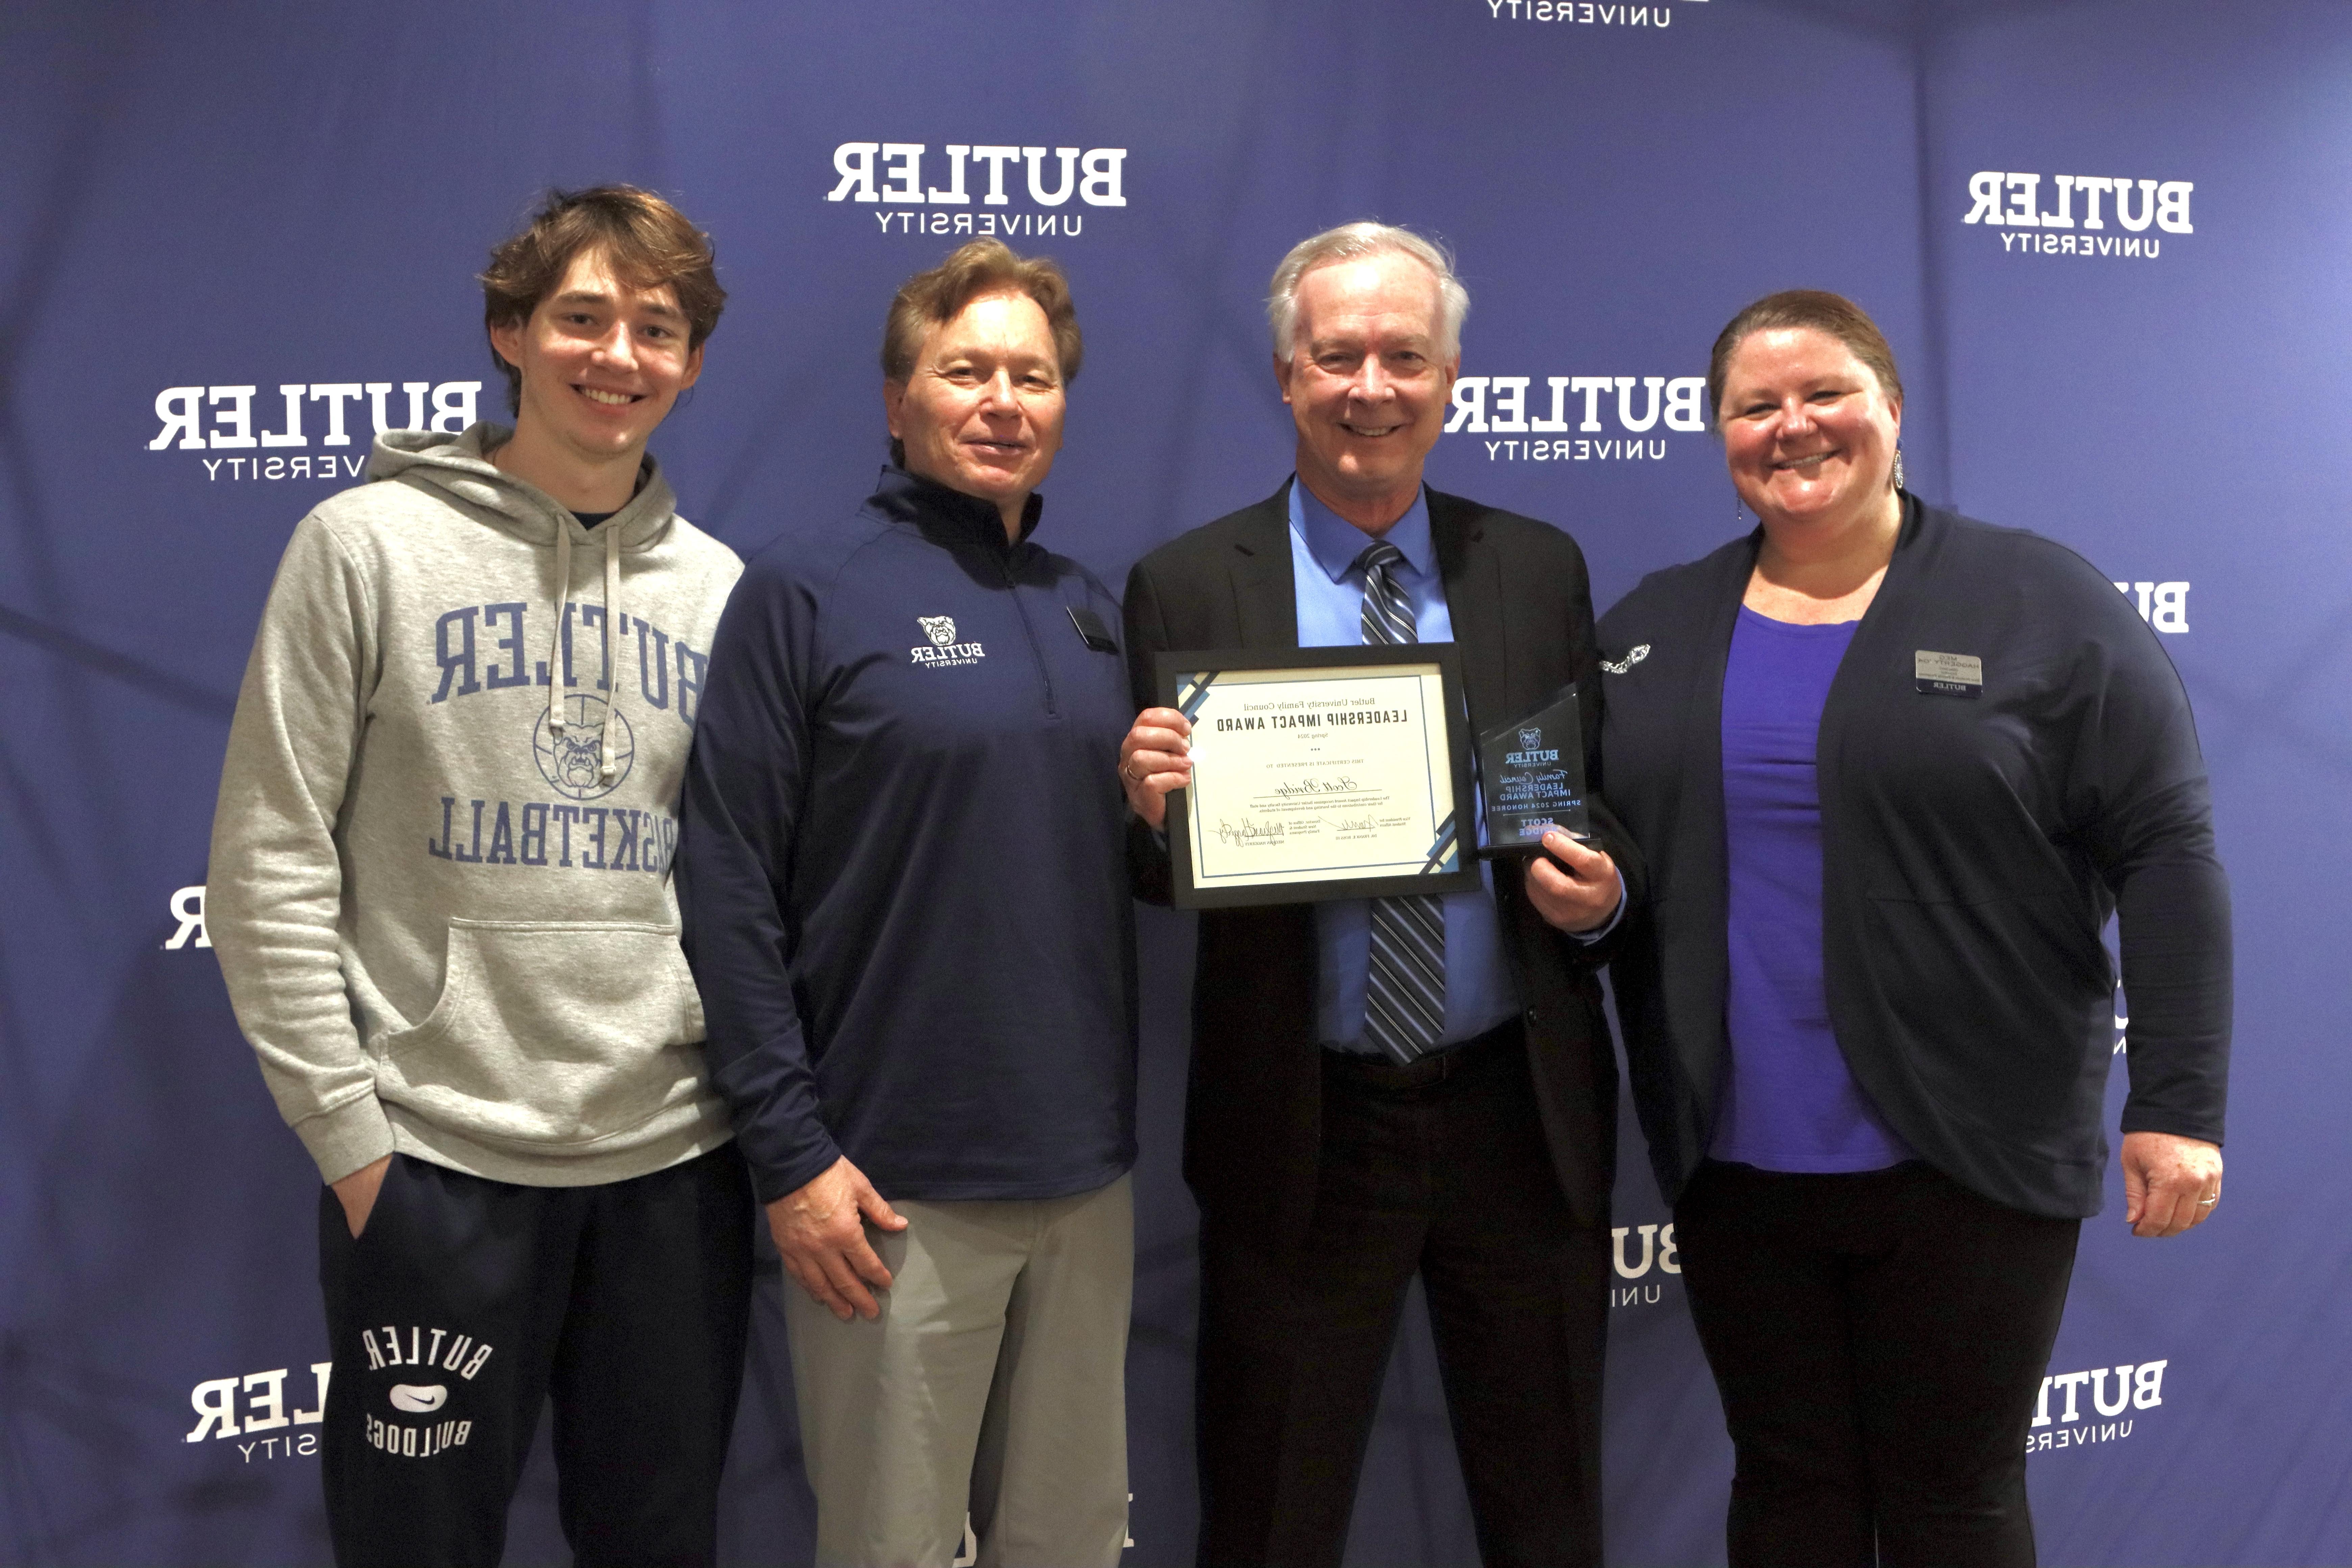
784, 1174, 1133, 1568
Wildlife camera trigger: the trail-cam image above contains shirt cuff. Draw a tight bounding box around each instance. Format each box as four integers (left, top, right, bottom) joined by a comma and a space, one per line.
1567, 871, 1626, 945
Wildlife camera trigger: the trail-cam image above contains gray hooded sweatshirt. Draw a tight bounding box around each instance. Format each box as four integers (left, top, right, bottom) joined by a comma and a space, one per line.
208, 423, 743, 1187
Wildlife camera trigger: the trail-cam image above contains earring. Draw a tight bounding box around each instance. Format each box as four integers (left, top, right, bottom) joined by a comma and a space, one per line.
1892, 445, 1906, 492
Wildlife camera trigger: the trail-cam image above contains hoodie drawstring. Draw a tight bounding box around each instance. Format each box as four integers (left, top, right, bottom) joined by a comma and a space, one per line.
544, 517, 625, 782
547, 523, 572, 742
601, 526, 621, 781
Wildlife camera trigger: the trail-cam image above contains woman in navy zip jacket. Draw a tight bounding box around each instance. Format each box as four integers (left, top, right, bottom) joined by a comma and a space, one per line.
1596, 291, 2231, 1568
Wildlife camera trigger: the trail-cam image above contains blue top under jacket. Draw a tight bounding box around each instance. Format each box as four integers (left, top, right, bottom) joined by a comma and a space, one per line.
1716, 606, 1911, 1172
678, 466, 1137, 1204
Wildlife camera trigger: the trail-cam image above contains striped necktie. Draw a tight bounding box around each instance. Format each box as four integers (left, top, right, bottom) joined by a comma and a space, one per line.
1354, 540, 1446, 1064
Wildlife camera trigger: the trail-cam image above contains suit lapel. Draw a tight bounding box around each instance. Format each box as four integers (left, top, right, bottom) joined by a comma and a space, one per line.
1229, 480, 1301, 651
1430, 490, 1508, 733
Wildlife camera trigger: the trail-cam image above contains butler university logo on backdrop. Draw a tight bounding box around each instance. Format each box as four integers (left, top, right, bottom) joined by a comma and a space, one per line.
1612, 1218, 1681, 1308
1446, 375, 1708, 465
2114, 579, 2191, 633
185, 1363, 329, 1464
1473, 0, 1707, 31
911, 614, 987, 668
2028, 1355, 2170, 1454
148, 379, 481, 482
1963, 170, 2194, 262
827, 142, 1126, 240
534, 695, 635, 799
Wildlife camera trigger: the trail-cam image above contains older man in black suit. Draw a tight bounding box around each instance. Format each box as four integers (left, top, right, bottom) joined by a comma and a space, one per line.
1119, 223, 1641, 1568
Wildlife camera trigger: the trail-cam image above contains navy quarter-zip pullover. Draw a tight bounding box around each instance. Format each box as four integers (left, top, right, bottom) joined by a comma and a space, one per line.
679, 467, 1137, 1203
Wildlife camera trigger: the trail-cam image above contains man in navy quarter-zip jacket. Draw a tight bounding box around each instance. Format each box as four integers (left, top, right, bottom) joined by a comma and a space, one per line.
678, 240, 1137, 1568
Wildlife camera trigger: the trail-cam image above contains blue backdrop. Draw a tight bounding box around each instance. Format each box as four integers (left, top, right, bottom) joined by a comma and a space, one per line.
5, 2, 2347, 1563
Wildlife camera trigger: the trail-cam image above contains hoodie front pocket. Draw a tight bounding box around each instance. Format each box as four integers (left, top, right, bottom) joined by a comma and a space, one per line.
375, 919, 707, 1149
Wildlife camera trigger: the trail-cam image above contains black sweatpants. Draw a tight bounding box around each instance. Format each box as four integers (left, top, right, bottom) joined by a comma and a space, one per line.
1674, 1159, 2081, 1568
316, 1145, 754, 1568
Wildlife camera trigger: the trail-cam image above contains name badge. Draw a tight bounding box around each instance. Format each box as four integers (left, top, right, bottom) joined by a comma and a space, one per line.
1914, 650, 1983, 697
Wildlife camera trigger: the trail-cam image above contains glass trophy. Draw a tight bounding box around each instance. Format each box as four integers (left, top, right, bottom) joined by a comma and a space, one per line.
1478, 687, 1590, 856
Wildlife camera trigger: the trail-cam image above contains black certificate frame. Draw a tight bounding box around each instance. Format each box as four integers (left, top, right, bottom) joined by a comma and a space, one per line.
1155, 643, 1482, 910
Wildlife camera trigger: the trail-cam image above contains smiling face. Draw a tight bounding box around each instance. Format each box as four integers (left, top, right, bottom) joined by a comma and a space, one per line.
886, 289, 1067, 531
1276, 251, 1458, 532
1718, 325, 1902, 536
489, 246, 702, 469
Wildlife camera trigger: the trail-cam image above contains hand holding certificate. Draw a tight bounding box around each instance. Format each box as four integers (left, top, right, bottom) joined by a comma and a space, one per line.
1148, 646, 1479, 909
1119, 705, 1196, 829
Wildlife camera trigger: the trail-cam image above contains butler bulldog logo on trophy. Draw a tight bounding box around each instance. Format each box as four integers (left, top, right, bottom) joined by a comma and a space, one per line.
1480, 689, 1591, 852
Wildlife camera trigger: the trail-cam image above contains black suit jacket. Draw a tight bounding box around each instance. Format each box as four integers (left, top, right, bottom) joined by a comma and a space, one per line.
1124, 482, 1644, 1244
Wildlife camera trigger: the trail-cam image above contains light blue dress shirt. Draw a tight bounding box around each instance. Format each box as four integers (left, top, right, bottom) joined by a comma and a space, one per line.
1289, 481, 1527, 1054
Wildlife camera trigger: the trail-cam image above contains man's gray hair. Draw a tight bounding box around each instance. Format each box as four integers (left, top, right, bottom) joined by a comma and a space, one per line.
1266, 221, 1470, 361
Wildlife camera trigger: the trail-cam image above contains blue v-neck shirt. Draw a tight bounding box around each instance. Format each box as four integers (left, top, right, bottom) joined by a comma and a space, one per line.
1715, 605, 1912, 1172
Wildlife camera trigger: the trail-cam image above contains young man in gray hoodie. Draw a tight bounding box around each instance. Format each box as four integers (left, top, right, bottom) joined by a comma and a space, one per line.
207, 187, 748, 1568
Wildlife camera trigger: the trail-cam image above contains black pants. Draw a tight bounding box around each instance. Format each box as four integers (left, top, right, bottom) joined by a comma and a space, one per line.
317, 1146, 754, 1568
1674, 1159, 2081, 1568
1195, 1024, 1609, 1568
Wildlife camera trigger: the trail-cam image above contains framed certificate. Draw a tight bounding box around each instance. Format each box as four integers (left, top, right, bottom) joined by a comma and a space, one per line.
1155, 645, 1481, 909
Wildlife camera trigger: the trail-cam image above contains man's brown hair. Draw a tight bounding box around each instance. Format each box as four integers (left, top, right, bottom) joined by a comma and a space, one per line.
480, 185, 726, 414
1706, 289, 1904, 432
880, 239, 1082, 464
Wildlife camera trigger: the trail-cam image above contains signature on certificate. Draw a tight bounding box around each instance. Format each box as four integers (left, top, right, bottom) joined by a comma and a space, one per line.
1272, 775, 1359, 799
1215, 818, 1288, 846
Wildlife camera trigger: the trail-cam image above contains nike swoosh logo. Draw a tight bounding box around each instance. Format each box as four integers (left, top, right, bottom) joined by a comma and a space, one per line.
389, 1383, 448, 1413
